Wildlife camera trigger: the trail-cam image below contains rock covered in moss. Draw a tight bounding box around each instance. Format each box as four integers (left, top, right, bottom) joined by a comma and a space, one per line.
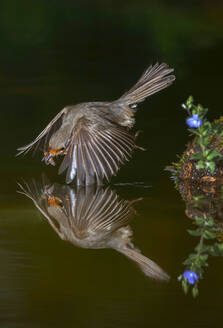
168, 118, 223, 184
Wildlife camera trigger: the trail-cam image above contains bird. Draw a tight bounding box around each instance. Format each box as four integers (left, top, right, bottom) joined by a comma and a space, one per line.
17, 63, 175, 185
18, 178, 170, 281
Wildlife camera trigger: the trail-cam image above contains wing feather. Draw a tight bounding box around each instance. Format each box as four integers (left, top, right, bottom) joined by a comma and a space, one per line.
97, 132, 129, 160
17, 108, 68, 156
85, 140, 113, 181
58, 119, 136, 185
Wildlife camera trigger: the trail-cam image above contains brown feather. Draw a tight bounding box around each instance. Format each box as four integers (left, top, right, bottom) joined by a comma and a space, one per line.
17, 108, 68, 156
58, 119, 136, 184
118, 62, 175, 105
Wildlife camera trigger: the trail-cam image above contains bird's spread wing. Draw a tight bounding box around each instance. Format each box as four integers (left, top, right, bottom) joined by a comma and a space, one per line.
58, 118, 137, 184
17, 108, 68, 156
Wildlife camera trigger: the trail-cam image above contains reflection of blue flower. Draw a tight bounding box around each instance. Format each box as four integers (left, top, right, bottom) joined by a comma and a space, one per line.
186, 114, 202, 128
183, 270, 199, 284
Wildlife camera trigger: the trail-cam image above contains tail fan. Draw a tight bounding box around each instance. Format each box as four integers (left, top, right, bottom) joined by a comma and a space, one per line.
118, 245, 170, 281
118, 62, 175, 106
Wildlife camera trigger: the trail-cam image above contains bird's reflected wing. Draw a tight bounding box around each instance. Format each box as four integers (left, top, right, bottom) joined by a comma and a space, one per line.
17, 180, 67, 239
58, 118, 136, 184
18, 179, 169, 281
18, 181, 136, 241
61, 187, 135, 238
17, 108, 68, 156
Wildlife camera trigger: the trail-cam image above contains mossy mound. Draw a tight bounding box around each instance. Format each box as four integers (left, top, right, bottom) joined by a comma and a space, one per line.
178, 180, 223, 233
168, 118, 223, 185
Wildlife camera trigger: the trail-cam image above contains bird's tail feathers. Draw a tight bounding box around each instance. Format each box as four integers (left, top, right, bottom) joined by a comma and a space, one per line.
117, 245, 170, 281
118, 62, 175, 106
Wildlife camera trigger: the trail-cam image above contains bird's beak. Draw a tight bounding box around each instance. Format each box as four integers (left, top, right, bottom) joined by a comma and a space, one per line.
42, 152, 56, 166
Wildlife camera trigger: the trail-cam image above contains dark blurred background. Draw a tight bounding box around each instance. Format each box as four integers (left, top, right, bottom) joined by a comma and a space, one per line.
1, 0, 223, 190
0, 2, 223, 327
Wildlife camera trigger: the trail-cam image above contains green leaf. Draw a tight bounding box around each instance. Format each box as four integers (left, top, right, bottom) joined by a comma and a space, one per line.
197, 137, 209, 147
194, 216, 205, 225
204, 149, 211, 157
192, 286, 199, 298
195, 244, 210, 253
200, 254, 209, 262
178, 274, 183, 281
208, 246, 216, 256
217, 243, 223, 254
188, 129, 201, 136
208, 245, 220, 256
207, 150, 221, 161
203, 137, 210, 146
196, 160, 206, 169
191, 152, 204, 160
203, 121, 212, 130
205, 217, 214, 227
205, 161, 215, 173
201, 107, 208, 117
189, 253, 197, 260
193, 196, 204, 201
201, 129, 208, 137
203, 230, 217, 240
183, 259, 191, 266
187, 229, 202, 237
182, 279, 189, 294
186, 96, 193, 109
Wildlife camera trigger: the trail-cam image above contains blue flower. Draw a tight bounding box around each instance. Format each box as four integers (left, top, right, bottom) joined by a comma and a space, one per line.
183, 270, 199, 284
186, 114, 202, 128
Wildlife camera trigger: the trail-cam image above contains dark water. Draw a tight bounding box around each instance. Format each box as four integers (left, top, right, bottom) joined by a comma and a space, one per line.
1, 1, 223, 327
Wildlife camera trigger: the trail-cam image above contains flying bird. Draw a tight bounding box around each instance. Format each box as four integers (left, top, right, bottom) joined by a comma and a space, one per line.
17, 63, 175, 185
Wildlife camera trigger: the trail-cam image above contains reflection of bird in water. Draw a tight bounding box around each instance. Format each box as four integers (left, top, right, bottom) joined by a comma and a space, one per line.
17, 63, 175, 185
18, 179, 169, 281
